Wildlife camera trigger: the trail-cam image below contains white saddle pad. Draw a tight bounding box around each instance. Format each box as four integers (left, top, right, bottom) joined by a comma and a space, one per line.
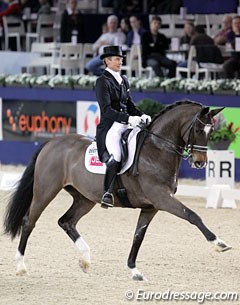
85, 127, 141, 175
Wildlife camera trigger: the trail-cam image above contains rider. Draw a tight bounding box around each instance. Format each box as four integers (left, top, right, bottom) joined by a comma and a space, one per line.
95, 45, 151, 209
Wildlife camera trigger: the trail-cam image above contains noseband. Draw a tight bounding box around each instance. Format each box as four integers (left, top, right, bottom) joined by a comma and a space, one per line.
183, 114, 213, 155
139, 111, 213, 160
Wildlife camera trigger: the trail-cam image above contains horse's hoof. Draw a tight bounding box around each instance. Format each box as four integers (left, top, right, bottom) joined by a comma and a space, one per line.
16, 268, 27, 276
215, 242, 232, 252
129, 267, 148, 281
79, 259, 90, 273
132, 274, 145, 281
212, 238, 232, 252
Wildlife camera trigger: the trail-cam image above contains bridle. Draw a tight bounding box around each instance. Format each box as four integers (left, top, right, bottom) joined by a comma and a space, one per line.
139, 111, 213, 160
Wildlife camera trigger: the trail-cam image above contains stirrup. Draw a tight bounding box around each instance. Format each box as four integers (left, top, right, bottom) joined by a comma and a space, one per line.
101, 192, 114, 209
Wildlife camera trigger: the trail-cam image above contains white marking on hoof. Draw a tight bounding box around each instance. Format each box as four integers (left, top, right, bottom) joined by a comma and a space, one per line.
211, 237, 232, 252
15, 250, 27, 276
128, 267, 148, 281
75, 237, 91, 273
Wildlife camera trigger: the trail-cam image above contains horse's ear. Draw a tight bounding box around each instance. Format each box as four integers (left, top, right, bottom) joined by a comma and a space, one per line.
200, 107, 210, 116
209, 107, 225, 117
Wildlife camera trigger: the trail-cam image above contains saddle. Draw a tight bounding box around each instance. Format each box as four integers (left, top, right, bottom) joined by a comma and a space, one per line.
85, 127, 148, 207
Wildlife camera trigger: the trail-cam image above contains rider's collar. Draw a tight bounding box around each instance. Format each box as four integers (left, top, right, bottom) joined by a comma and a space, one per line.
105, 68, 122, 85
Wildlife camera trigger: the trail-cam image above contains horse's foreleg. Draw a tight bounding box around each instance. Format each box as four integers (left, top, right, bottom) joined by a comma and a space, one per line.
58, 193, 96, 273
157, 194, 231, 252
127, 208, 157, 281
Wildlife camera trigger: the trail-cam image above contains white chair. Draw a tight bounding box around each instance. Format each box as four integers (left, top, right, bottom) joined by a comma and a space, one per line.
51, 43, 83, 75
81, 43, 96, 74
26, 13, 55, 51
2, 16, 25, 51
121, 44, 154, 78
208, 14, 225, 37
23, 42, 56, 75
176, 45, 208, 79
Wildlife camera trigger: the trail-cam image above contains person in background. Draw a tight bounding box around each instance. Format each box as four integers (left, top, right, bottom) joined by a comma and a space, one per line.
60, 0, 85, 43
0, 0, 22, 50
0, 0, 21, 24
119, 16, 130, 37
127, 15, 146, 48
0, 0, 8, 12
141, 15, 176, 77
190, 25, 214, 46
180, 20, 194, 46
214, 15, 232, 46
223, 15, 240, 79
21, 0, 39, 13
37, 0, 50, 15
85, 15, 126, 76
95, 45, 151, 208
101, 22, 108, 34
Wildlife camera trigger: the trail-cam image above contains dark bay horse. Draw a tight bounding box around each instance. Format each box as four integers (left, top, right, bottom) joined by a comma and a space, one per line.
4, 100, 231, 280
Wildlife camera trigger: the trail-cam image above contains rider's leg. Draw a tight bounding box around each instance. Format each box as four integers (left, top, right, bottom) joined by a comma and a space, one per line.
101, 155, 119, 208
102, 122, 127, 208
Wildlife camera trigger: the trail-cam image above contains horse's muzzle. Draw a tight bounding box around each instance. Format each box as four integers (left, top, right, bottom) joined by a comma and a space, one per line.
192, 160, 207, 169
189, 154, 208, 169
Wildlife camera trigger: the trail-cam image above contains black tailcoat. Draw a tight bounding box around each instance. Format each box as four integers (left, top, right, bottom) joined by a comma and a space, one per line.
95, 70, 142, 162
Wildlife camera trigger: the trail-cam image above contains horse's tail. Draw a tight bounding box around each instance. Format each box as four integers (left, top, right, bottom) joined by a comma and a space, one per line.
4, 143, 46, 239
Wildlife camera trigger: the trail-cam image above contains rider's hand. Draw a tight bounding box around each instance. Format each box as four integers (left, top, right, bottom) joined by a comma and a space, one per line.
128, 116, 142, 128
141, 114, 152, 124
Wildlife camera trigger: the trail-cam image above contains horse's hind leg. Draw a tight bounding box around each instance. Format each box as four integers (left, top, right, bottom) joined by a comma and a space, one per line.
58, 186, 96, 273
16, 195, 55, 275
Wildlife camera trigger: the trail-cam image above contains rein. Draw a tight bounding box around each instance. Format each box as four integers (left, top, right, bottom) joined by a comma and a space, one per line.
139, 112, 212, 160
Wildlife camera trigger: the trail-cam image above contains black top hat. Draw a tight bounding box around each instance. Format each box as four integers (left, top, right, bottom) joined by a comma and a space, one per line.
100, 45, 126, 60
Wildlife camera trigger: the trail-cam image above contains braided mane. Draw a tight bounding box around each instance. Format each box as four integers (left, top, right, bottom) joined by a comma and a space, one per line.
150, 99, 203, 126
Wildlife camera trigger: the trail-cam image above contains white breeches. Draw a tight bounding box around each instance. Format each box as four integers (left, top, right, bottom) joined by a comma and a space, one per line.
106, 122, 128, 162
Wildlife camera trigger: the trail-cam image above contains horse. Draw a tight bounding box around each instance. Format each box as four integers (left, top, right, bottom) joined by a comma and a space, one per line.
4, 100, 231, 281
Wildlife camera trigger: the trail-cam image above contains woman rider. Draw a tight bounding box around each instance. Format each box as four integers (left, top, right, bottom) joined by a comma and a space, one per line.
95, 45, 151, 208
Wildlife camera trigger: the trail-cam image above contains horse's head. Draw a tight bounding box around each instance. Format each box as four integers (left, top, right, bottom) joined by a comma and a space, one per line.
184, 106, 224, 169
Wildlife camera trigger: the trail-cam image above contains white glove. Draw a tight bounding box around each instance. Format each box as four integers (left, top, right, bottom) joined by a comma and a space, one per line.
141, 114, 152, 124
128, 116, 142, 128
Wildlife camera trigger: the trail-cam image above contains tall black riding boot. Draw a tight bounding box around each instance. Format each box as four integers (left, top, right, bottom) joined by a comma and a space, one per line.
101, 156, 119, 209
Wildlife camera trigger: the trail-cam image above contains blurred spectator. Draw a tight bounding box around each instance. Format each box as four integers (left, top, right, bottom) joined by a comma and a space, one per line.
37, 0, 50, 15
119, 16, 130, 36
223, 15, 240, 78
60, 0, 85, 43
178, 24, 214, 68
127, 15, 146, 48
102, 22, 108, 34
85, 15, 126, 76
0, 0, 22, 50
214, 15, 232, 46
180, 20, 195, 46
21, 0, 40, 13
141, 15, 176, 77
0, 0, 8, 12
190, 25, 214, 45
0, 0, 21, 25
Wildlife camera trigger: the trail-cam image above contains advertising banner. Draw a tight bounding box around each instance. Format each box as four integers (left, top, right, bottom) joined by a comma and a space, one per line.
76, 101, 100, 138
2, 100, 76, 142
0, 98, 2, 140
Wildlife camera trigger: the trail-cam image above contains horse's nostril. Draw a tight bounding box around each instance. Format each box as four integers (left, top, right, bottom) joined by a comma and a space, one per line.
195, 161, 205, 168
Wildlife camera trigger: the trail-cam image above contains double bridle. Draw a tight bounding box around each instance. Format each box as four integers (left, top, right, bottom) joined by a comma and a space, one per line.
139, 112, 213, 160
